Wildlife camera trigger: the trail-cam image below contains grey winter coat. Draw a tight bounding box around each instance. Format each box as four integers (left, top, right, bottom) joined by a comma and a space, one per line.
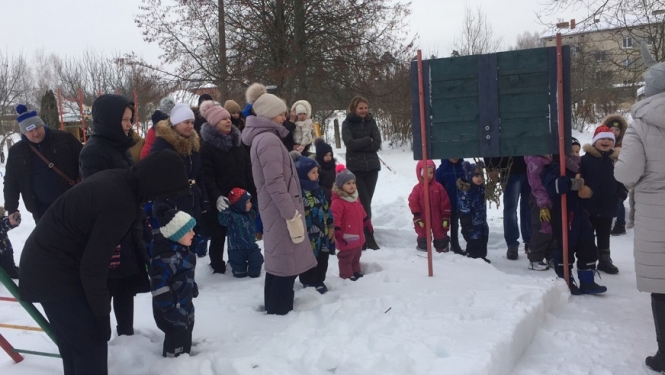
615, 91, 665, 294
241, 116, 317, 277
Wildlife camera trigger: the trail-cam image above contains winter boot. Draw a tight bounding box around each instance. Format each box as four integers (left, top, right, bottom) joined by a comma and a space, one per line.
528, 260, 549, 271
451, 241, 466, 256
416, 237, 427, 252
610, 223, 626, 236
577, 269, 607, 294
597, 250, 619, 274
314, 282, 329, 294
353, 272, 364, 279
506, 247, 519, 260
211, 261, 226, 274
433, 238, 450, 253
364, 228, 380, 250
646, 294, 665, 373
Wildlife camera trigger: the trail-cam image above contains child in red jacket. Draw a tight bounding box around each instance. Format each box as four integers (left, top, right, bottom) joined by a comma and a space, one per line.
409, 160, 452, 252
331, 165, 373, 281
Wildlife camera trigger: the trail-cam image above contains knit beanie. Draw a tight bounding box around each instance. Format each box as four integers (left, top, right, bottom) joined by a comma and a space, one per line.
198, 94, 213, 106
16, 104, 45, 134
295, 155, 319, 181
463, 161, 484, 182
199, 100, 230, 126
158, 209, 196, 242
314, 138, 333, 162
245, 83, 287, 119
571, 137, 581, 147
592, 125, 615, 146
228, 187, 251, 211
641, 42, 665, 98
151, 109, 169, 127
170, 103, 195, 126
335, 164, 356, 188
224, 100, 241, 114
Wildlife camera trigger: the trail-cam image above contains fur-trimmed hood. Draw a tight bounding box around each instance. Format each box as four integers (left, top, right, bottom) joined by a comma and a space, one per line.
456, 178, 472, 192
154, 119, 200, 156
200, 122, 241, 152
601, 113, 628, 145
582, 143, 619, 160
332, 184, 359, 202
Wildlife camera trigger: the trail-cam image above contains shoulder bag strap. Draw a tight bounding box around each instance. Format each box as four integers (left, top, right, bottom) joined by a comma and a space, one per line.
28, 144, 77, 186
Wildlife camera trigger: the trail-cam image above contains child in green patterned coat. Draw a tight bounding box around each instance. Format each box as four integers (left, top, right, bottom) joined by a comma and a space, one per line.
294, 154, 334, 294
217, 188, 264, 278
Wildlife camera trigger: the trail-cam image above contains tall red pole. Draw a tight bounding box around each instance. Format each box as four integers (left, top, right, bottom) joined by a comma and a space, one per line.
57, 89, 65, 131
134, 90, 139, 133
556, 34, 570, 285
78, 89, 87, 143
417, 50, 434, 277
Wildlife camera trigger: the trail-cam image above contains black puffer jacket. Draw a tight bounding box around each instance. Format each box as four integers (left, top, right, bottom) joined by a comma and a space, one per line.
4, 128, 82, 219
580, 144, 627, 218
341, 113, 382, 172
200, 123, 256, 235
79, 94, 135, 178
150, 120, 207, 221
19, 150, 190, 318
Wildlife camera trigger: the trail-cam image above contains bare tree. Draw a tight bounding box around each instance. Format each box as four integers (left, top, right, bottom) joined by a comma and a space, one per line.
0, 51, 33, 139
451, 4, 503, 56
511, 31, 546, 50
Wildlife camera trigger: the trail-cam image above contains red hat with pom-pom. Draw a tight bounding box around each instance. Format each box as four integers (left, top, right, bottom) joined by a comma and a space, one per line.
592, 125, 615, 146
228, 187, 251, 211
335, 164, 356, 188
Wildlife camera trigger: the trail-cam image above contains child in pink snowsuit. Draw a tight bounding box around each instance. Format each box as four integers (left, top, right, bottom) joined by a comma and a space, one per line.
408, 160, 452, 252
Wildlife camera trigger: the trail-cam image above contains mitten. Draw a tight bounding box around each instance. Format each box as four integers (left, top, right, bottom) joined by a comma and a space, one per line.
91, 315, 111, 343
286, 211, 305, 243
575, 175, 593, 198
570, 177, 583, 191
413, 213, 424, 228
363, 217, 374, 234
539, 208, 551, 222
216, 196, 230, 211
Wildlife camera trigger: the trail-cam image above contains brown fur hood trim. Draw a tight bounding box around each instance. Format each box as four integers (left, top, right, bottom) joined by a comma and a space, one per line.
456, 178, 471, 192
601, 113, 628, 143
332, 184, 359, 201
155, 119, 200, 156
582, 143, 619, 160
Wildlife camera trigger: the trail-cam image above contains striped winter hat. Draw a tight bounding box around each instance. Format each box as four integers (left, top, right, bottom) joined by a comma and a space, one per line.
16, 104, 45, 134
158, 209, 196, 242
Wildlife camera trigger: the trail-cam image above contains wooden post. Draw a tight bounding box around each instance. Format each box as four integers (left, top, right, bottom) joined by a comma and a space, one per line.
334, 119, 341, 148
417, 50, 434, 277
556, 33, 570, 286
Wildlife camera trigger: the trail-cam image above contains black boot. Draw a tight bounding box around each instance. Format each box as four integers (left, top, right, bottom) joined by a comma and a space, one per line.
364, 228, 380, 250
506, 246, 519, 260
433, 238, 450, 253
647, 295, 665, 373
416, 237, 427, 252
610, 223, 626, 236
597, 250, 619, 274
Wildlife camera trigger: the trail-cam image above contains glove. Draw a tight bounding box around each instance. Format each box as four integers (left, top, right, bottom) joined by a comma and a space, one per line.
570, 177, 583, 191
216, 196, 230, 211
286, 211, 305, 243
539, 208, 551, 222
442, 218, 450, 230
91, 315, 111, 343
413, 213, 424, 228
574, 175, 593, 199
460, 215, 473, 233
363, 217, 374, 234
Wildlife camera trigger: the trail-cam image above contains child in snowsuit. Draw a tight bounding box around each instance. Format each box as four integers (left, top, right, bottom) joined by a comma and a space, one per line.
435, 158, 466, 254
524, 155, 557, 271
541, 152, 607, 295
217, 188, 265, 278
580, 125, 628, 275
603, 114, 629, 236
409, 160, 452, 252
0, 208, 20, 279
295, 155, 335, 293
331, 164, 373, 280
457, 161, 490, 263
150, 208, 197, 357
314, 138, 337, 203
291, 100, 315, 154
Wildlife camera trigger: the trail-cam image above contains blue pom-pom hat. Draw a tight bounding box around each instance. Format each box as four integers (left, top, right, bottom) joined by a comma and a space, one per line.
15, 104, 45, 134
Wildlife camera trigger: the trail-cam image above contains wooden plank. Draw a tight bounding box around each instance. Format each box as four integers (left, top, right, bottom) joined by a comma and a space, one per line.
430, 55, 478, 81
497, 48, 550, 75
431, 96, 479, 123
430, 78, 478, 99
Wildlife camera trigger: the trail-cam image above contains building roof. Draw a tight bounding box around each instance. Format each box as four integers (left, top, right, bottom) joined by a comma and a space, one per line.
541, 13, 658, 39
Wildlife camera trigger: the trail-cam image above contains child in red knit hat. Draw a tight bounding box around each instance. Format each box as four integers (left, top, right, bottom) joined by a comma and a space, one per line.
580, 125, 628, 275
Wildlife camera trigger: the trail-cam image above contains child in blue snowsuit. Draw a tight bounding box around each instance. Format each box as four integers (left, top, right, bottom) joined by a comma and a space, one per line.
150, 208, 197, 357
294, 154, 335, 294
0, 208, 20, 279
457, 161, 490, 263
541, 153, 607, 295
217, 188, 264, 278
436, 158, 466, 254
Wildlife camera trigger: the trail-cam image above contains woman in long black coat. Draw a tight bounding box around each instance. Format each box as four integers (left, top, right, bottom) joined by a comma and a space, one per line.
78, 94, 151, 336
199, 101, 256, 273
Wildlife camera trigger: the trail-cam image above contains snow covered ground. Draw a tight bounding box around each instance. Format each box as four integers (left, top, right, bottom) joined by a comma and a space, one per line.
0, 129, 656, 375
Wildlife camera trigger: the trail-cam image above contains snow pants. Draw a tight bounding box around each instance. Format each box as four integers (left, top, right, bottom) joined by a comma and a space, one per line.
337, 246, 362, 279
550, 208, 598, 277
228, 243, 264, 278
527, 194, 556, 263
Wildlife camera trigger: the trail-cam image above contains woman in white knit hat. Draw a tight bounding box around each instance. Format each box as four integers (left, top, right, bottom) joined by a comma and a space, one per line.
240, 83, 317, 315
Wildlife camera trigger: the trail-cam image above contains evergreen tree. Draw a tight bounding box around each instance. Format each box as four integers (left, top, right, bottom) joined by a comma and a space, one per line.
40, 89, 59, 129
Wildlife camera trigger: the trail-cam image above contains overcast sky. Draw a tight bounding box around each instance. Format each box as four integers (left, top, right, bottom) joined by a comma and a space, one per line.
1, 0, 562, 64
